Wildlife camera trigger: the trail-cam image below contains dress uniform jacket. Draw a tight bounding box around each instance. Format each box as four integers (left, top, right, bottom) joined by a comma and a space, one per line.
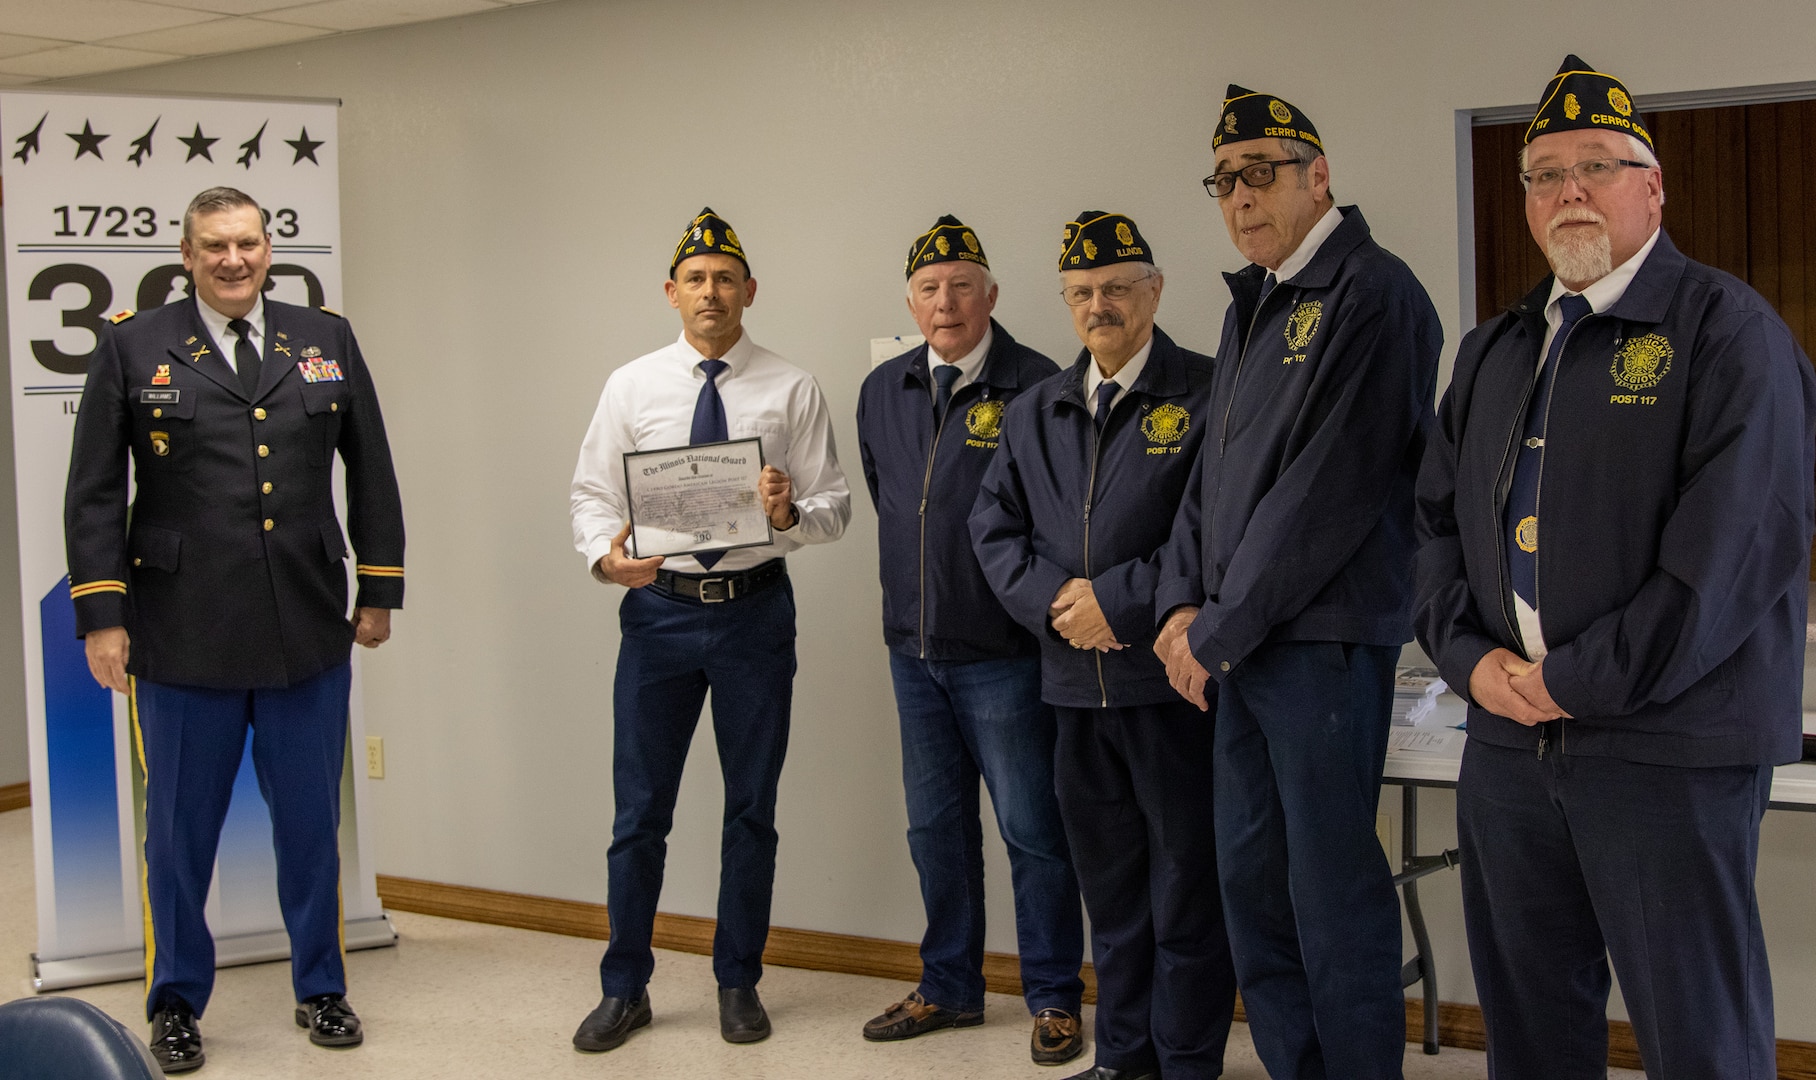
1154, 206, 1441, 673
970, 327, 1214, 708
1415, 231, 1815, 767
857, 320, 1057, 662
65, 296, 405, 689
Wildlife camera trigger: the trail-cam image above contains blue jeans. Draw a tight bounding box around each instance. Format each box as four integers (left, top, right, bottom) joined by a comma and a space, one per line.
1214, 641, 1404, 1080
599, 580, 796, 997
889, 652, 1084, 1014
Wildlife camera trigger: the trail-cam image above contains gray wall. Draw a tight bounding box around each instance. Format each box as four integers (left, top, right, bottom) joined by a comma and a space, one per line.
38, 0, 1816, 1038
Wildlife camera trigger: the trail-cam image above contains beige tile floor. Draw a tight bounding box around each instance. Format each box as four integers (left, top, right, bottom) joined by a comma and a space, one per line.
0, 808, 1644, 1078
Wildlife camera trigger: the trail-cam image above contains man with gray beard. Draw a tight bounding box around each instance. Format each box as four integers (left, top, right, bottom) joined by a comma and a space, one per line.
1415, 55, 1815, 1077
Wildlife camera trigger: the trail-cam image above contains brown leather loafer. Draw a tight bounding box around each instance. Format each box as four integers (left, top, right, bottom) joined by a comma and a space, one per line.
1032, 1007, 1086, 1065
861, 990, 983, 1041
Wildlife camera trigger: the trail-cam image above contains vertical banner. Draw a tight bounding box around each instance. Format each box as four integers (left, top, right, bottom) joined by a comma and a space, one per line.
1, 90, 394, 990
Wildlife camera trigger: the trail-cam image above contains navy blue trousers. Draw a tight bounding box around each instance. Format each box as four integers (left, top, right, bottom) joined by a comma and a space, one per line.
1214, 641, 1404, 1080
133, 663, 352, 1019
599, 580, 795, 997
889, 652, 1084, 1014
1054, 700, 1235, 1079
1458, 738, 1775, 1079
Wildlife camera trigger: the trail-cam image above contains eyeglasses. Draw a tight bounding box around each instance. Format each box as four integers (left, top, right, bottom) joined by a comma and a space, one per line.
1203, 158, 1309, 198
1060, 273, 1156, 307
1518, 157, 1652, 197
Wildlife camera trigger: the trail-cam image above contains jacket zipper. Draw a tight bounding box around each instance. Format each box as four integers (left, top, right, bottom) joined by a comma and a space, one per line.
1085, 395, 1107, 707
917, 386, 960, 658
1219, 279, 1275, 454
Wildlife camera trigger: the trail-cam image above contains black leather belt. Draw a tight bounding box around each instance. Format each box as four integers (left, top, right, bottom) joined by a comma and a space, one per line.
651, 559, 786, 604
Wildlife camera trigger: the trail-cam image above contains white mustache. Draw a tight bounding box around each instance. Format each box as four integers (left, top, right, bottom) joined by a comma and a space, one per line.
1548, 207, 1605, 234
1086, 312, 1125, 330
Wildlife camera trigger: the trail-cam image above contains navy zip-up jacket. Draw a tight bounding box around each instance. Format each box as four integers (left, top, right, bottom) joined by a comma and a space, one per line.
971, 327, 1215, 708
857, 320, 1058, 662
1154, 207, 1441, 678
1415, 231, 1816, 767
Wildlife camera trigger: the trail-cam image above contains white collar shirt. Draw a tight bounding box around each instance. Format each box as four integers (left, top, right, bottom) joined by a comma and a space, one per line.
1272, 204, 1344, 284
571, 329, 852, 577
927, 325, 993, 401
194, 294, 266, 376
1084, 334, 1155, 420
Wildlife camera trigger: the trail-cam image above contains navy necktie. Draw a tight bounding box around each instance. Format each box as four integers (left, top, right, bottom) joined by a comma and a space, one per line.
1505, 293, 1592, 608
1256, 272, 1278, 310
229, 317, 261, 398
1094, 380, 1119, 433
932, 363, 960, 426
691, 359, 730, 569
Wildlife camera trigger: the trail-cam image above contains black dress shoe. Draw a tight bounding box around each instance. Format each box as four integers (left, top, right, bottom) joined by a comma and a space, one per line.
1060, 1067, 1157, 1080
149, 1005, 204, 1074
1031, 1007, 1086, 1065
718, 986, 771, 1044
572, 993, 651, 1052
293, 994, 363, 1047
862, 990, 984, 1041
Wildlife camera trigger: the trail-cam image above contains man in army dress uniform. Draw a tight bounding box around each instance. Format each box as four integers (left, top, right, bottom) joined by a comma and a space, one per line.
65, 186, 405, 1073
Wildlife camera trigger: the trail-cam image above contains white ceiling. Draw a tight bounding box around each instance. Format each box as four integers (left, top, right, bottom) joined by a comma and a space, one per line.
0, 0, 550, 84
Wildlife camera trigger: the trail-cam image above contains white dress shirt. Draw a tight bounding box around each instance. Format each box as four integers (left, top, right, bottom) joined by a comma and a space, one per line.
1514, 227, 1663, 659
1084, 335, 1155, 418
194, 294, 266, 375
1273, 204, 1344, 283
927, 325, 993, 402
571, 329, 852, 577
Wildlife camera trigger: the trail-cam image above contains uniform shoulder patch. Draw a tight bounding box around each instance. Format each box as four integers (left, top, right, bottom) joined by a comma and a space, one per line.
319, 306, 344, 318
109, 309, 136, 324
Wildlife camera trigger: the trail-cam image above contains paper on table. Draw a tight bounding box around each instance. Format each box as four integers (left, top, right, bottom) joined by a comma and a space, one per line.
1389, 728, 1463, 754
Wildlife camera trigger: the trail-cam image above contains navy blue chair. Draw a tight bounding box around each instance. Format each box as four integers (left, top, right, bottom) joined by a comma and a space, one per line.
0, 996, 160, 1080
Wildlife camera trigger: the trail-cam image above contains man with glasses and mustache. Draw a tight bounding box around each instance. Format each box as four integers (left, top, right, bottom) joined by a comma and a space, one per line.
856, 215, 1085, 1065
569, 207, 850, 1053
1154, 87, 1441, 1079
972, 212, 1234, 1080
1415, 56, 1815, 1077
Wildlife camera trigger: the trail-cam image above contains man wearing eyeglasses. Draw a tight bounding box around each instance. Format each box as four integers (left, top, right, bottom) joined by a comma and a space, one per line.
1414, 56, 1815, 1077
855, 216, 1084, 1066
973, 212, 1234, 1080
1153, 87, 1441, 1079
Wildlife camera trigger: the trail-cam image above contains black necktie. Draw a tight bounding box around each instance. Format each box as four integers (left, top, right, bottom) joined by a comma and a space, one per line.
1094, 380, 1119, 433
1505, 293, 1593, 608
691, 359, 730, 570
229, 317, 260, 398
932, 363, 961, 425
1256, 272, 1279, 310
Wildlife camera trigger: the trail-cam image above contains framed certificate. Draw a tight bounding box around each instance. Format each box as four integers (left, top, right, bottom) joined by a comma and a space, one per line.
622, 438, 773, 558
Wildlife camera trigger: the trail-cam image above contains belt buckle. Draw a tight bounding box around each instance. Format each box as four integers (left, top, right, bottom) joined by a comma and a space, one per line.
698, 576, 733, 603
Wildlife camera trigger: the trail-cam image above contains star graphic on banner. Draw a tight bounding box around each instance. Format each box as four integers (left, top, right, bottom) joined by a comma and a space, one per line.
285, 126, 324, 165
237, 120, 267, 169
179, 122, 218, 162
12, 112, 45, 163
68, 119, 109, 160
128, 117, 159, 167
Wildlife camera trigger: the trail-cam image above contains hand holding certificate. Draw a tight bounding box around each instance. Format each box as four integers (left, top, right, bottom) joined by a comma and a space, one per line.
623, 438, 773, 558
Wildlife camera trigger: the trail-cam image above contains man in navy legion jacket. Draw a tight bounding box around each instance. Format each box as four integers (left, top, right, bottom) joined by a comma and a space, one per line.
973, 212, 1235, 1080
64, 187, 405, 1072
1415, 57, 1815, 1078
1154, 88, 1441, 1080
856, 216, 1085, 1065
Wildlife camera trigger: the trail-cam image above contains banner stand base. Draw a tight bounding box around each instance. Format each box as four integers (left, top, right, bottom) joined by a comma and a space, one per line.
30, 913, 397, 992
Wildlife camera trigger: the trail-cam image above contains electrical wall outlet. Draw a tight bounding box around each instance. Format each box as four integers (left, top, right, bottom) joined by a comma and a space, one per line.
1375, 812, 1393, 866
365, 736, 385, 779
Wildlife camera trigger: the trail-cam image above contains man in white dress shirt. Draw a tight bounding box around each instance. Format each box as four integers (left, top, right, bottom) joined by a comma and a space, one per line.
568, 207, 850, 1052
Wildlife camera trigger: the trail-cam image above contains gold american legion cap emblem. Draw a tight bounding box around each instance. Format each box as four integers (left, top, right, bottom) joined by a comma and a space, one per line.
966, 400, 1005, 439
1268, 99, 1293, 123
1284, 301, 1324, 351
1141, 403, 1190, 445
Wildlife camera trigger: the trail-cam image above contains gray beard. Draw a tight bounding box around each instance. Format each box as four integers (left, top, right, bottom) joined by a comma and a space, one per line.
1547, 231, 1613, 286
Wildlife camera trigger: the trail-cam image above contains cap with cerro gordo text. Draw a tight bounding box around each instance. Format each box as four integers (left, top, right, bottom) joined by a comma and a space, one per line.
671, 206, 748, 276
905, 214, 990, 278
1524, 54, 1652, 150
1058, 211, 1152, 271
1213, 84, 1322, 152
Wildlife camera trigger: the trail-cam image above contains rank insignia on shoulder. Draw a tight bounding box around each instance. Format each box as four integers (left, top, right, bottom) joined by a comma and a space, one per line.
110, 310, 135, 324
319, 306, 343, 318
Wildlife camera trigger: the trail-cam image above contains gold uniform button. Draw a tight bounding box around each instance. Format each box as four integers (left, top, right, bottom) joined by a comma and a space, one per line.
257, 444, 269, 457
262, 482, 273, 495
152, 408, 162, 418
254, 408, 267, 420
1219, 661, 1231, 672
264, 518, 275, 531
132, 557, 142, 567
330, 402, 338, 412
